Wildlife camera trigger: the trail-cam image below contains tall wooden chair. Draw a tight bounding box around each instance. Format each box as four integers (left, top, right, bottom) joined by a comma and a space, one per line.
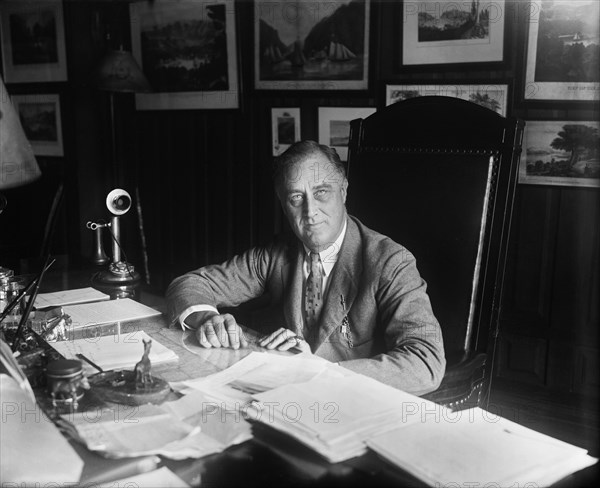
347, 96, 524, 410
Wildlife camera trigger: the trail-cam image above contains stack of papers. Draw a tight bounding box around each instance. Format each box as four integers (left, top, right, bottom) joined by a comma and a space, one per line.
34, 287, 110, 308
172, 351, 343, 411
51, 331, 178, 374
367, 407, 598, 486
62, 298, 162, 330
64, 390, 252, 460
245, 372, 447, 463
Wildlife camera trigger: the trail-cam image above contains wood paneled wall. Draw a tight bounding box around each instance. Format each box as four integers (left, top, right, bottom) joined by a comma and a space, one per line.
1, 1, 598, 397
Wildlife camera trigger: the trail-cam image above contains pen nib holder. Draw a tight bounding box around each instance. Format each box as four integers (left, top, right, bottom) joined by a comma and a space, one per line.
88, 370, 170, 406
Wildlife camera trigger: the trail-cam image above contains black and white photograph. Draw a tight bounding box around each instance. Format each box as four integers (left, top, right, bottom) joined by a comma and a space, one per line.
386, 84, 508, 115
402, 0, 505, 65
11, 94, 63, 157
0, 0, 68, 83
130, 0, 239, 109
271, 107, 301, 156
525, 0, 599, 101
1, 1, 599, 486
318, 106, 376, 160
255, 0, 370, 90
520, 120, 600, 187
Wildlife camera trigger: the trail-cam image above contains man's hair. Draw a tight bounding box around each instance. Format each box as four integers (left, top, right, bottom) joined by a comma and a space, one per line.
272, 140, 346, 191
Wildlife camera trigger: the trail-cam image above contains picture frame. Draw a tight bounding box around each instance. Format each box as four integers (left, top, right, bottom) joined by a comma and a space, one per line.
386, 83, 509, 116
12, 94, 64, 157
0, 0, 68, 83
519, 120, 599, 188
255, 0, 370, 90
318, 107, 376, 161
402, 0, 505, 66
130, 0, 239, 110
524, 0, 599, 101
271, 108, 301, 156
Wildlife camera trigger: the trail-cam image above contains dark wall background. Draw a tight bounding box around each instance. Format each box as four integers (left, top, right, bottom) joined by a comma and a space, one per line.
1, 0, 598, 396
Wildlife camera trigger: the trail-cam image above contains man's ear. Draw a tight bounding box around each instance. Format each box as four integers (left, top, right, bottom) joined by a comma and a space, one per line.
341, 178, 349, 203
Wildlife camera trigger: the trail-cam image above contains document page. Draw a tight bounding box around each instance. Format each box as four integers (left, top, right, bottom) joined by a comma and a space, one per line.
51, 330, 178, 374
63, 298, 161, 329
34, 287, 110, 308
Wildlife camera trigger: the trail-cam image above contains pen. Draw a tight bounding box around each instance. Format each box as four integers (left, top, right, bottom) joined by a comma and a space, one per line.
76, 353, 104, 373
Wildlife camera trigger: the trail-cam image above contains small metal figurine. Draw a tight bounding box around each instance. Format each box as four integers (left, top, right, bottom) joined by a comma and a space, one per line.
134, 339, 153, 388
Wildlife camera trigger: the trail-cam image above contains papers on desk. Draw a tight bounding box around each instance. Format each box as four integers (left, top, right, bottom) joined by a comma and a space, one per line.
51, 330, 178, 374
174, 351, 446, 463
1, 374, 84, 484
63, 298, 162, 329
64, 390, 252, 460
246, 371, 446, 463
171, 351, 350, 411
34, 287, 110, 308
367, 407, 598, 487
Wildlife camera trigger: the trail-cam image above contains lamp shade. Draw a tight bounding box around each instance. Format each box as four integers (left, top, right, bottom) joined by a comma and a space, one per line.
95, 49, 152, 93
0, 75, 41, 190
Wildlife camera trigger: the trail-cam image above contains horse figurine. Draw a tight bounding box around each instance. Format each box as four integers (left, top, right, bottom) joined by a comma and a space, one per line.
134, 339, 153, 388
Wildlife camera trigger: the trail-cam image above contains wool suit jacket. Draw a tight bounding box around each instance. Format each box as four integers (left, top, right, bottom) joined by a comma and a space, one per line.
166, 216, 446, 396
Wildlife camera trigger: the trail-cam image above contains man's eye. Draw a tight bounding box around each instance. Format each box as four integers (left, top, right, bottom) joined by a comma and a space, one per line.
315, 189, 327, 198
289, 194, 303, 205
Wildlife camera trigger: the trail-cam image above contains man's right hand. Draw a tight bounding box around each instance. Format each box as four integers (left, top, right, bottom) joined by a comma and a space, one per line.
185, 311, 249, 349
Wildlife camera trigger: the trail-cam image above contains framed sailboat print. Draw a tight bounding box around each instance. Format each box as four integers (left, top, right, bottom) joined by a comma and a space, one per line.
255, 0, 370, 90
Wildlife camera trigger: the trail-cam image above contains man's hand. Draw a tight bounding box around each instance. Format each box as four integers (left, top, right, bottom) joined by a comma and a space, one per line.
187, 312, 249, 349
259, 327, 312, 353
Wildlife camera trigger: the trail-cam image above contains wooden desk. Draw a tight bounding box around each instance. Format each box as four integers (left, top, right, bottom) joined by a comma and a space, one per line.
56, 314, 422, 487
13, 271, 597, 487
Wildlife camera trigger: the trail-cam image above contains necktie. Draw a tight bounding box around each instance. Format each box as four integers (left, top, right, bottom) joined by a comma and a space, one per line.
304, 252, 323, 335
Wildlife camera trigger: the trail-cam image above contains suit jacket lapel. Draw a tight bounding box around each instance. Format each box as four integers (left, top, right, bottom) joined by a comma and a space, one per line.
314, 217, 363, 351
283, 240, 304, 336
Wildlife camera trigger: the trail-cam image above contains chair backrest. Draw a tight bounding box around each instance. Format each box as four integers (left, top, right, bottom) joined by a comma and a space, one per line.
347, 96, 524, 365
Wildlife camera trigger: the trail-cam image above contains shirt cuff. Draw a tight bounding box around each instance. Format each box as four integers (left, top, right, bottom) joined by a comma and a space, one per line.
178, 305, 219, 330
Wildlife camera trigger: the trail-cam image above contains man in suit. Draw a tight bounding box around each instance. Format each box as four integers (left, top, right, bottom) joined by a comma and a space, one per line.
166, 140, 445, 395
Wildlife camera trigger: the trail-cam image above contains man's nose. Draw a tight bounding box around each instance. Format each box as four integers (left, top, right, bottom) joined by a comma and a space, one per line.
303, 194, 318, 217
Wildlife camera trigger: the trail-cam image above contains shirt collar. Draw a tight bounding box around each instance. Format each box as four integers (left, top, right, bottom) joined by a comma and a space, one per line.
303, 218, 347, 277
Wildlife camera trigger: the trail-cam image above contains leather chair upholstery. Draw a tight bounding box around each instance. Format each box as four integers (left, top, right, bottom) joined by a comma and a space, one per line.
347, 96, 524, 410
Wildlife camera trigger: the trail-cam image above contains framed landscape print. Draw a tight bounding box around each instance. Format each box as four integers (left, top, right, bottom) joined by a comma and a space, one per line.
0, 0, 68, 83
12, 94, 64, 157
318, 107, 376, 161
255, 0, 370, 90
271, 108, 301, 156
386, 84, 509, 116
402, 0, 505, 65
130, 0, 239, 110
524, 0, 599, 101
519, 120, 599, 188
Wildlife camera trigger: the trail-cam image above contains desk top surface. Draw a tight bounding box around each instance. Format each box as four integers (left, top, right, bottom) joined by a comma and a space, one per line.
13, 270, 597, 487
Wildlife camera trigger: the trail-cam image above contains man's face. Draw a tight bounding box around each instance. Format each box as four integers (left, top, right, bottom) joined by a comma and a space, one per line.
278, 153, 348, 252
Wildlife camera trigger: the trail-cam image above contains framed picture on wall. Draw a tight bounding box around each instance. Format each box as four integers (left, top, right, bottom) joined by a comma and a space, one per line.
255, 0, 370, 90
12, 94, 64, 157
524, 0, 599, 101
519, 120, 599, 188
271, 108, 301, 156
0, 0, 68, 83
385, 83, 509, 116
130, 0, 239, 110
402, 0, 505, 66
318, 107, 376, 161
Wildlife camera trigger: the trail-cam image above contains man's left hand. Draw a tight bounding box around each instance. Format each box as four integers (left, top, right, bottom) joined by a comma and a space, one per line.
259, 327, 312, 353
